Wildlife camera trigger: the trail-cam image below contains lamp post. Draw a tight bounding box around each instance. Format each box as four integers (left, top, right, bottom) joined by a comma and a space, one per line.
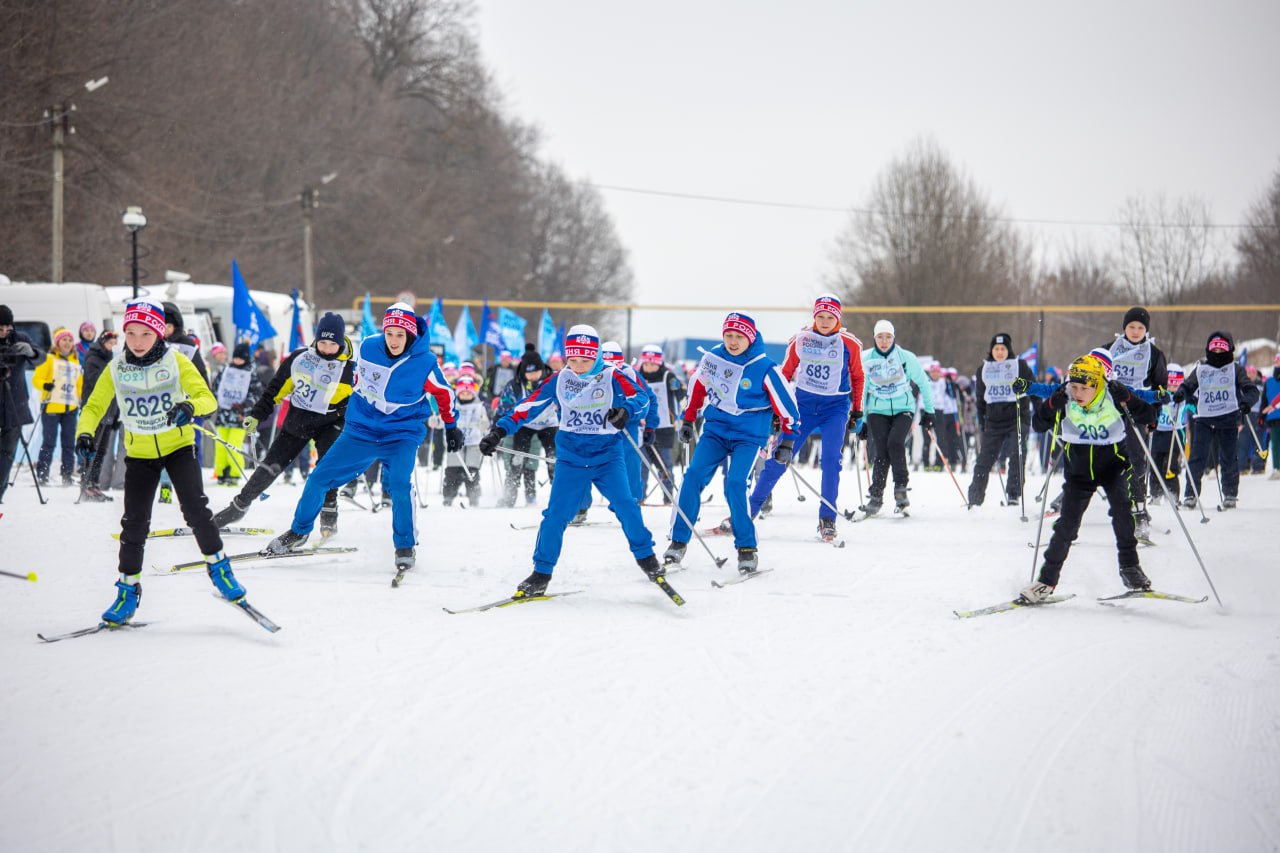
122, 206, 147, 299
300, 171, 337, 309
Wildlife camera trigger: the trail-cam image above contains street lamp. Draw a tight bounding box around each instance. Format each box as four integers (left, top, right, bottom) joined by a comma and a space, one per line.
300, 171, 337, 309
122, 206, 147, 299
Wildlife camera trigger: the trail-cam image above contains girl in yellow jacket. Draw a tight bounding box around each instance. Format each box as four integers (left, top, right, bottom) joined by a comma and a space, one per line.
76, 297, 248, 626
33, 327, 83, 485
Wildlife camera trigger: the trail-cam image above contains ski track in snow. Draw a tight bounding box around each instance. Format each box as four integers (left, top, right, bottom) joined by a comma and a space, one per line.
2, 462, 1280, 852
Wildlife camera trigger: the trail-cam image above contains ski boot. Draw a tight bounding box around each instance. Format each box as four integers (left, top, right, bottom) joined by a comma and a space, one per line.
378, 490, 392, 509
757, 494, 773, 519
206, 552, 245, 601
817, 517, 837, 542
736, 547, 759, 575
1119, 565, 1151, 591
102, 574, 142, 625
570, 509, 589, 525
1018, 581, 1056, 604
862, 495, 883, 516
894, 486, 910, 511
1049, 491, 1063, 514
714, 516, 733, 534
319, 506, 339, 539
1221, 496, 1238, 510
1149, 490, 1163, 506
82, 485, 113, 502
159, 484, 173, 504
637, 554, 663, 582
1181, 495, 1197, 509
213, 496, 250, 528
395, 548, 415, 571
263, 529, 308, 555
515, 570, 551, 598
62, 473, 75, 487
662, 541, 687, 567
1134, 510, 1152, 542
339, 482, 356, 500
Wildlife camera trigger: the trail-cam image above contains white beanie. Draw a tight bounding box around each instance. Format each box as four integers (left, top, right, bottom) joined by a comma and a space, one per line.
874, 319, 895, 337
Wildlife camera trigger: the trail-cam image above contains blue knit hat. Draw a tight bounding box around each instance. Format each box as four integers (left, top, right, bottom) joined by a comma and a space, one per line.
315, 312, 344, 343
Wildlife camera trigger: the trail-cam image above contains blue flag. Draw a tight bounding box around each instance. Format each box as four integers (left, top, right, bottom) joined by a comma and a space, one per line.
1237, 346, 1248, 368
288, 288, 305, 351
1018, 342, 1038, 375
231, 260, 277, 346
361, 293, 378, 338
479, 298, 503, 349
453, 307, 479, 363
555, 321, 566, 356
537, 309, 557, 359
498, 307, 527, 353
428, 297, 456, 361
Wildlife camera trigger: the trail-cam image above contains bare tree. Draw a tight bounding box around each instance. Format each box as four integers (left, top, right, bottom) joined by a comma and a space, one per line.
1234, 164, 1280, 344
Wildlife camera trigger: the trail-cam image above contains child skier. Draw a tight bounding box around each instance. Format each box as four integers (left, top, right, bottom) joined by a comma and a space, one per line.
494, 348, 558, 506
1021, 354, 1155, 603
442, 374, 488, 506
264, 303, 458, 575
860, 320, 933, 514
1174, 331, 1261, 509
1148, 364, 1188, 503
212, 313, 355, 534
209, 343, 263, 486
601, 340, 658, 503
33, 327, 83, 485
477, 324, 661, 597
636, 344, 686, 503
75, 298, 246, 624
747, 294, 863, 540
663, 312, 800, 573
967, 332, 1035, 507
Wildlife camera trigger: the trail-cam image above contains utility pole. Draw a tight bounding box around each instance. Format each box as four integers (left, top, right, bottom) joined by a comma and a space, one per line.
47, 103, 72, 284
301, 186, 318, 308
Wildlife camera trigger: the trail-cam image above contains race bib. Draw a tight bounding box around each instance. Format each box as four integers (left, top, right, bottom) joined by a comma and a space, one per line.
1110, 338, 1151, 389
114, 350, 184, 434
290, 351, 344, 414
51, 359, 81, 407
556, 368, 615, 435
643, 375, 673, 428
793, 331, 844, 395
356, 357, 422, 414
695, 351, 768, 415
1195, 364, 1238, 418
864, 352, 908, 400
982, 360, 1018, 404
216, 365, 253, 409
455, 402, 487, 445
1157, 402, 1186, 432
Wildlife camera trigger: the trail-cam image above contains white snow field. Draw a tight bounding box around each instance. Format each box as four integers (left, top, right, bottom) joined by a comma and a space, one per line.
2, 455, 1279, 853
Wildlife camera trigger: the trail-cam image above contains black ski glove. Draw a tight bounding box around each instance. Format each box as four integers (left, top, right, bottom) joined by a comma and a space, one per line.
166, 400, 195, 427
1172, 387, 1186, 404
678, 421, 696, 444
643, 428, 656, 447
606, 407, 629, 429
445, 425, 463, 452
919, 411, 934, 430
75, 433, 95, 463
847, 409, 863, 431
773, 439, 794, 465
1048, 385, 1069, 411
42, 381, 55, 391
1107, 381, 1132, 406
1012, 377, 1029, 394
1152, 390, 1172, 405
478, 426, 506, 456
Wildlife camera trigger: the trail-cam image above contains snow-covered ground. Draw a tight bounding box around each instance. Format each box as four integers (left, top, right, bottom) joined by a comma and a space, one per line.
3, 455, 1279, 853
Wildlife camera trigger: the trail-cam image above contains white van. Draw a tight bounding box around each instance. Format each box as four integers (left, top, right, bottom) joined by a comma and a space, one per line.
0, 281, 116, 350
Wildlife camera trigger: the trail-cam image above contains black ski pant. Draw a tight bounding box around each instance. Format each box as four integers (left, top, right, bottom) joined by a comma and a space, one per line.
1037, 450, 1139, 587
120, 445, 222, 575
87, 401, 119, 487
0, 425, 22, 500
1149, 430, 1181, 502
867, 412, 912, 498
442, 464, 481, 502
506, 427, 556, 503
927, 412, 962, 468
1122, 427, 1151, 509
969, 421, 1027, 504
641, 428, 676, 501
239, 424, 341, 508
1186, 413, 1240, 500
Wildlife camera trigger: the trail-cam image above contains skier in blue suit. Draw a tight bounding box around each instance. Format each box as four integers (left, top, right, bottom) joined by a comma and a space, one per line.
265, 303, 459, 577
663, 312, 800, 575
479, 324, 663, 598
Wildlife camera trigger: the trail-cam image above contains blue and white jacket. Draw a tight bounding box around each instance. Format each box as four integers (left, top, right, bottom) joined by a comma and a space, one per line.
681, 337, 800, 443
348, 326, 456, 443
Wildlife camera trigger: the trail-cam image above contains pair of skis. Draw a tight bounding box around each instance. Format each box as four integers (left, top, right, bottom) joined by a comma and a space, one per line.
444, 570, 687, 613
955, 588, 1208, 619
38, 590, 283, 642
154, 546, 358, 574
112, 526, 273, 540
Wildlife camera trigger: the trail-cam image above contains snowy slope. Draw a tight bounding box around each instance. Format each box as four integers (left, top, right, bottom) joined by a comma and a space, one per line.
2, 459, 1278, 853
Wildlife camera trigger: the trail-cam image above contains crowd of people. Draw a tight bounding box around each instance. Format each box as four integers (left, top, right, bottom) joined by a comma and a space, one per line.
0, 295, 1276, 627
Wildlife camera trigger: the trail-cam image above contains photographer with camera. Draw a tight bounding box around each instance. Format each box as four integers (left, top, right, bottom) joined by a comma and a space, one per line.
0, 304, 46, 503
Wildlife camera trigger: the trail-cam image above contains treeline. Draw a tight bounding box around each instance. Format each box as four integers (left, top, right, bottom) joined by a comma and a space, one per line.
0, 0, 630, 333
827, 139, 1280, 371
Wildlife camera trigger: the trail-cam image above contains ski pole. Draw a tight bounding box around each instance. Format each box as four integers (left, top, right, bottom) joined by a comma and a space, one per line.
1243, 414, 1268, 460
790, 464, 807, 502
928, 427, 969, 507
788, 465, 854, 526
1014, 396, 1028, 522
1027, 438, 1060, 583
850, 428, 864, 509
619, 426, 728, 568
192, 423, 251, 483
1170, 424, 1209, 524
0, 568, 37, 582
1121, 405, 1223, 607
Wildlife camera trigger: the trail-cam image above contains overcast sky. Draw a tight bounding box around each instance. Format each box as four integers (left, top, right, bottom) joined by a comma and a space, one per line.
473, 0, 1280, 347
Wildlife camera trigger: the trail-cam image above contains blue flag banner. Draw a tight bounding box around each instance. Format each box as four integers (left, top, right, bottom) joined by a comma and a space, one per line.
555, 321, 566, 356
361, 293, 378, 338
537, 309, 557, 359
479, 298, 503, 349
428, 297, 456, 361
1237, 347, 1248, 368
231, 260, 277, 346
498, 307, 527, 353
453, 307, 479, 363
289, 288, 305, 351
1018, 342, 1038, 375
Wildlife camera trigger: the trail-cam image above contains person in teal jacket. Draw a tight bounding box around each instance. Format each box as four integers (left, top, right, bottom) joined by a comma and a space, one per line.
860, 319, 934, 514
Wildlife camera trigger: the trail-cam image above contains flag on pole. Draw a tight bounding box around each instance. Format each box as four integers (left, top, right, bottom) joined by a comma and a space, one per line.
428, 297, 456, 361
479, 298, 503, 349
453, 307, 479, 363
1018, 342, 1038, 375
231, 260, 277, 346
556, 321, 566, 356
537, 309, 557, 359
361, 293, 378, 338
498, 307, 527, 352
1237, 346, 1248, 368
288, 288, 306, 351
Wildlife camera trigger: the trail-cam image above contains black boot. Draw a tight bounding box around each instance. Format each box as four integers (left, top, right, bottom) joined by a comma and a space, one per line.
662, 541, 687, 566
395, 548, 415, 571
863, 494, 883, 515
894, 486, 909, 509
638, 555, 663, 581
1119, 565, 1151, 591
213, 496, 250, 528
320, 506, 339, 538
736, 547, 759, 574
516, 571, 551, 598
